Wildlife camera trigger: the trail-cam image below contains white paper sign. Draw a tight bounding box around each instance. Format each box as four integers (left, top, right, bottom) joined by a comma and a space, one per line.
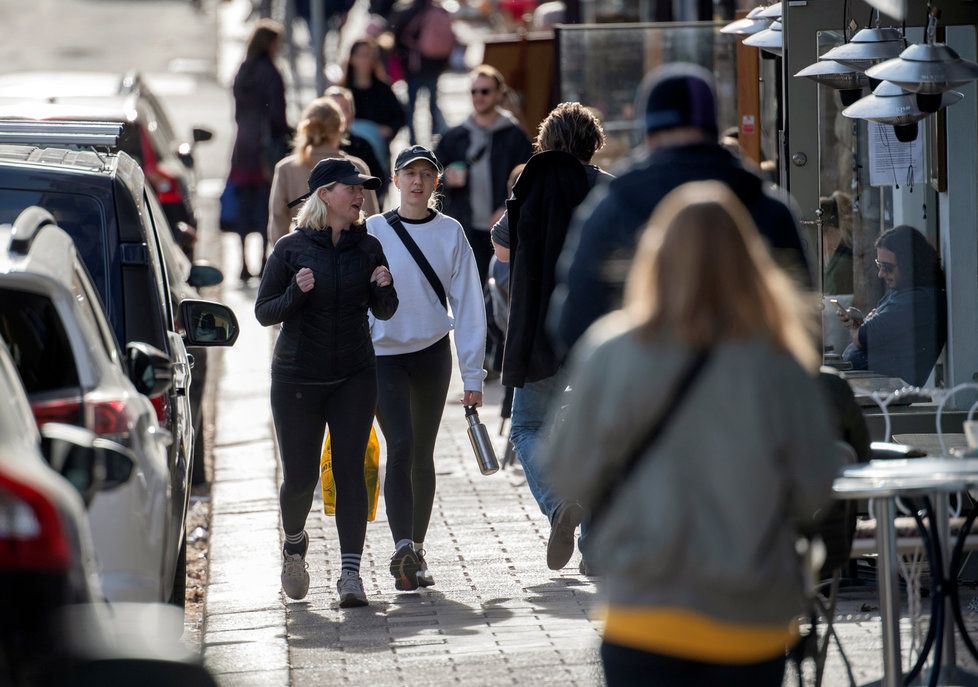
868, 121, 925, 188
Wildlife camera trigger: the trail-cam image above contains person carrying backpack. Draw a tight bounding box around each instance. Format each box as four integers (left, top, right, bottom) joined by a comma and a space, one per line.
392, 0, 455, 143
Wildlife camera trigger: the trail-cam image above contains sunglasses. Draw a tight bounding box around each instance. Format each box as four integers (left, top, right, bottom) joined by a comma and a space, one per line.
875, 259, 897, 274
470, 87, 495, 96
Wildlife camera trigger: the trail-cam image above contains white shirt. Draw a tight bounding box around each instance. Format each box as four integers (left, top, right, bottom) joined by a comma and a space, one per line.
366, 210, 487, 392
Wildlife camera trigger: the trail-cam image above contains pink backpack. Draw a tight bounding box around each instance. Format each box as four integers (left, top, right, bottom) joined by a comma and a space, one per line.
417, 5, 456, 60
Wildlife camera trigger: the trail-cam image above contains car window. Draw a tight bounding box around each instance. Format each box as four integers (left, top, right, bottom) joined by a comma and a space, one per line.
72, 262, 123, 367
0, 344, 39, 443
0, 190, 109, 300
140, 191, 174, 327
0, 288, 79, 393
139, 101, 171, 162
145, 191, 190, 283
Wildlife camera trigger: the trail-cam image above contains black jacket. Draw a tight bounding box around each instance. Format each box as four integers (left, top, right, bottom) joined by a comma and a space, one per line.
551, 143, 813, 352
502, 151, 595, 387
255, 226, 398, 383
434, 119, 532, 231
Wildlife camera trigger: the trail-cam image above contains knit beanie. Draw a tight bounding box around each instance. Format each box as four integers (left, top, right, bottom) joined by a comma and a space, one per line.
638, 63, 719, 139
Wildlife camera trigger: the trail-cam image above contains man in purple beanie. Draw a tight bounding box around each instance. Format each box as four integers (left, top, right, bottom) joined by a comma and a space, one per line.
549, 63, 812, 353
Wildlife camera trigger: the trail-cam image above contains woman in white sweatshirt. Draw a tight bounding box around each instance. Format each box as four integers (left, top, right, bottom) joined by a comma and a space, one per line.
366, 145, 487, 591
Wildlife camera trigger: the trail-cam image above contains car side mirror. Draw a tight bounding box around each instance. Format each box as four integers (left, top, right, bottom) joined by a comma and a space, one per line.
179, 299, 239, 347
192, 127, 213, 143
126, 342, 173, 396
40, 424, 135, 507
188, 262, 223, 288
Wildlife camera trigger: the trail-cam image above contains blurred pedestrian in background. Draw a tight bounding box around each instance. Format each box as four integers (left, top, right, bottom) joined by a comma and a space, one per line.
228, 19, 291, 283
435, 65, 532, 286
341, 37, 407, 203
255, 159, 398, 609
550, 63, 811, 353
325, 86, 387, 197
392, 0, 456, 144
819, 191, 854, 296
268, 97, 378, 246
366, 145, 485, 592
490, 102, 612, 573
543, 181, 840, 687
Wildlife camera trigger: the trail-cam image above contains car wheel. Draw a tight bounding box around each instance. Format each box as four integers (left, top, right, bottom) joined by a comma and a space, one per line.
169, 537, 187, 614
191, 409, 206, 485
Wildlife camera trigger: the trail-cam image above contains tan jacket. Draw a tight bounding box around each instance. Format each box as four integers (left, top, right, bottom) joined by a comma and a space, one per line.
267, 144, 379, 245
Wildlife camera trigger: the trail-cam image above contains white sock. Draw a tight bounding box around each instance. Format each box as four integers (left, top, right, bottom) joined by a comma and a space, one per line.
413, 541, 424, 552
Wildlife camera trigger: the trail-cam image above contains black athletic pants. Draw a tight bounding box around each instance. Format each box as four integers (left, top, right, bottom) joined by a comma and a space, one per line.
271, 366, 377, 556
376, 336, 452, 544
600, 642, 786, 687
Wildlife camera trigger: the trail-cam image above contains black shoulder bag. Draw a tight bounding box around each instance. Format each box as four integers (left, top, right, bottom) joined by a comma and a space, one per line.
588, 348, 713, 527
383, 210, 447, 310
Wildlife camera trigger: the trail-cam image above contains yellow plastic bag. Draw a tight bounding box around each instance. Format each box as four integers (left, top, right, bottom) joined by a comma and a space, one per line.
320, 425, 381, 521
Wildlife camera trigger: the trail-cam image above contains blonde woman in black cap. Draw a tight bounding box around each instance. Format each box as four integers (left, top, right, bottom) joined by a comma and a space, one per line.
365, 145, 486, 591
255, 158, 399, 608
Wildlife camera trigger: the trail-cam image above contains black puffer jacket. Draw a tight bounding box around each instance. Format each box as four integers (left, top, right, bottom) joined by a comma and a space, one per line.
255, 226, 398, 383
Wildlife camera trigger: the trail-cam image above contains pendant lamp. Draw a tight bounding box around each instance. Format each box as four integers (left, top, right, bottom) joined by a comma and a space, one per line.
795, 60, 870, 105
721, 6, 771, 36
820, 27, 905, 73
866, 13, 978, 113
842, 80, 962, 141
757, 2, 781, 18
743, 20, 783, 57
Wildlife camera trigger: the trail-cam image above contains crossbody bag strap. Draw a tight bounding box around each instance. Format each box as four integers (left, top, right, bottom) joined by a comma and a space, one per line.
383, 210, 447, 310
588, 348, 714, 527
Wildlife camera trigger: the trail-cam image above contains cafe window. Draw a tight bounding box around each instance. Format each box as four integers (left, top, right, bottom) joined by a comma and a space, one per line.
816, 29, 948, 388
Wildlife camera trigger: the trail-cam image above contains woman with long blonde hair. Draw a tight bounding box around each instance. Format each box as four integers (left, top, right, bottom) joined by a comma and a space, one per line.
267, 97, 378, 246
542, 181, 841, 686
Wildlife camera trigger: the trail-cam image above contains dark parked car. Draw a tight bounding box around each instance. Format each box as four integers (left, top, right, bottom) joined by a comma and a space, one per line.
0, 70, 214, 257
0, 120, 238, 607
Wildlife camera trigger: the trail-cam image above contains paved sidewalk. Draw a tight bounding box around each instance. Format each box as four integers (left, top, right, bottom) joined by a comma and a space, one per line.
202, 273, 604, 687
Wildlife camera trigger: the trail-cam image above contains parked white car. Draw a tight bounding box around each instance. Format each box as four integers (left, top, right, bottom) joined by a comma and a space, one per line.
0, 207, 180, 605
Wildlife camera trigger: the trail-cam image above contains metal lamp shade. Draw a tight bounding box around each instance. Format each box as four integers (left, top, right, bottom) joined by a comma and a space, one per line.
866, 43, 978, 111
794, 60, 870, 105
743, 20, 783, 56
843, 80, 962, 140
721, 7, 771, 36
757, 2, 782, 18
820, 28, 906, 72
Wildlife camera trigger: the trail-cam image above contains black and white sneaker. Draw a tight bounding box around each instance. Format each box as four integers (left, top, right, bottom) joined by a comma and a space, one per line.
390, 543, 421, 591
416, 548, 435, 587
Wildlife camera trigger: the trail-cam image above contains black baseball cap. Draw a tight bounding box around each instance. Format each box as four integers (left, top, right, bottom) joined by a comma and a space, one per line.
287, 157, 381, 208
393, 145, 443, 173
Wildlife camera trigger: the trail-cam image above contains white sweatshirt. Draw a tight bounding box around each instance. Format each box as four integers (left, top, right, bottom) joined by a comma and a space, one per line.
366, 211, 487, 392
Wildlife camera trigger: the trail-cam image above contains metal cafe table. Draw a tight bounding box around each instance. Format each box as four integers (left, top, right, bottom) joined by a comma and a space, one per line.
834, 458, 978, 687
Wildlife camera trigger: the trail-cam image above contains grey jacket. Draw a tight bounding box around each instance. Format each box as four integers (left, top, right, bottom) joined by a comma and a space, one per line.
541, 315, 842, 626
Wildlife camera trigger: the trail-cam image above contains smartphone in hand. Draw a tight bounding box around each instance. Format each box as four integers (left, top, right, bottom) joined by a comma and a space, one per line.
830, 298, 847, 316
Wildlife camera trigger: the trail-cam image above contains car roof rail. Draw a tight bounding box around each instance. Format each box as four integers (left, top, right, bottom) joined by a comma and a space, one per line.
9, 206, 57, 255
0, 120, 122, 148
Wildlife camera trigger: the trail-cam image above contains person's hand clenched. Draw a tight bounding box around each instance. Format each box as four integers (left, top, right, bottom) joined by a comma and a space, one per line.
295, 267, 315, 293
371, 266, 392, 287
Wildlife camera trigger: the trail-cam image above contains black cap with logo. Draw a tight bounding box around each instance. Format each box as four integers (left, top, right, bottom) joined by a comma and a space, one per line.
287, 158, 381, 208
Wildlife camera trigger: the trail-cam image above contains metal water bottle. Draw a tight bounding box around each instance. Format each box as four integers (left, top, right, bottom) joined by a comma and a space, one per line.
465, 406, 499, 475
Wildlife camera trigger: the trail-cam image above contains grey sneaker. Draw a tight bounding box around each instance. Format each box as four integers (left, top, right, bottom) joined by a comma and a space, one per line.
547, 502, 585, 570
281, 533, 310, 600
336, 570, 368, 608
390, 544, 421, 591
416, 548, 434, 587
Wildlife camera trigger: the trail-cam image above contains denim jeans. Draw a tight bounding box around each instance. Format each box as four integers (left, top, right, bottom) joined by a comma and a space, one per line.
406, 74, 446, 144
510, 372, 568, 520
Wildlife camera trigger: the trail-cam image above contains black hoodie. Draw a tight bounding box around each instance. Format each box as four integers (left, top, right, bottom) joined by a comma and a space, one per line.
550, 143, 812, 352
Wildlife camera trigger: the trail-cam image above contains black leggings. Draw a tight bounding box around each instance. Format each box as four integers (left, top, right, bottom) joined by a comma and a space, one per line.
376, 336, 452, 544
600, 642, 786, 687
271, 367, 377, 556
